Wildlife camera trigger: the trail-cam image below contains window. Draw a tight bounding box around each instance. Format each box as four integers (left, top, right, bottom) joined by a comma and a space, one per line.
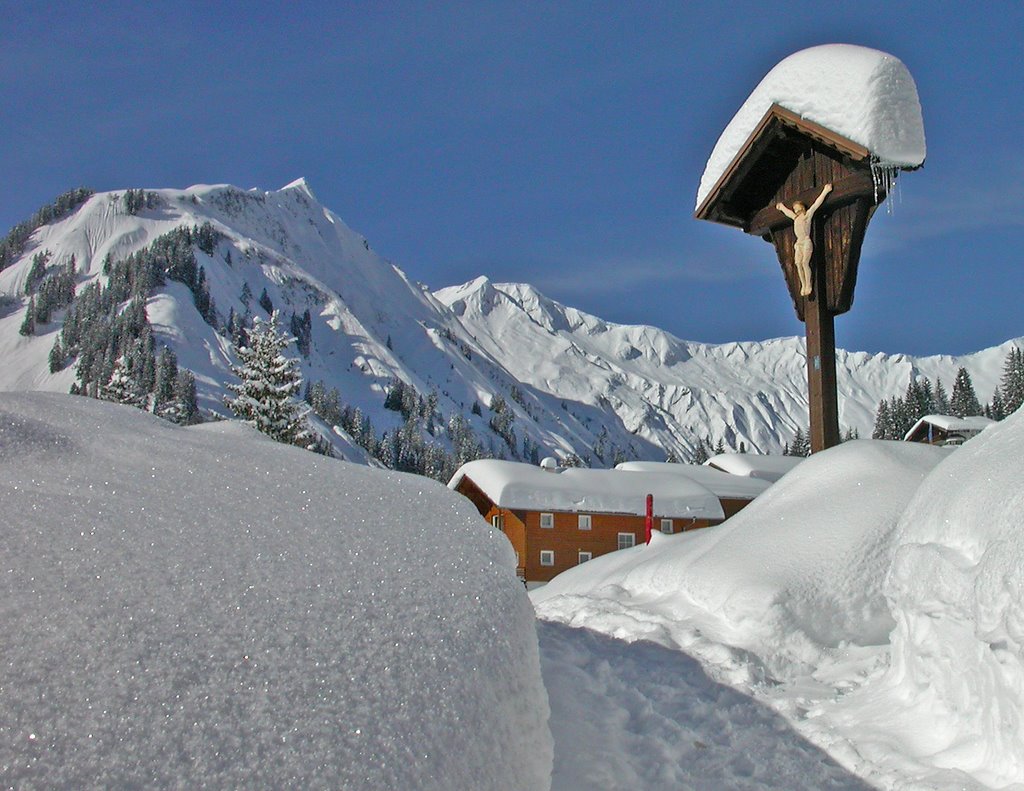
578, 551, 592, 564
578, 514, 592, 531
540, 512, 554, 529
540, 550, 555, 567
491, 514, 504, 530
617, 532, 636, 550
661, 518, 673, 534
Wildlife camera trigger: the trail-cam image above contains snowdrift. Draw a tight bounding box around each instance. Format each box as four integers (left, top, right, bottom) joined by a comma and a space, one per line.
0, 393, 552, 790
535, 415, 1024, 788
534, 440, 945, 675
845, 407, 1024, 787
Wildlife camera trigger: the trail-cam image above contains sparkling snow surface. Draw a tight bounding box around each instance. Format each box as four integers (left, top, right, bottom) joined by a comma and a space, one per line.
531, 424, 1024, 789
0, 393, 552, 790
696, 44, 926, 209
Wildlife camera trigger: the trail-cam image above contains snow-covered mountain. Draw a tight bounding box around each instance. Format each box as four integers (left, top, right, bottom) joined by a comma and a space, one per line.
0, 180, 1016, 467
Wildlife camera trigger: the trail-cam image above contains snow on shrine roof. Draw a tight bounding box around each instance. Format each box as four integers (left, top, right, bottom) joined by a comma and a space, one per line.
696, 44, 926, 209
704, 453, 803, 483
904, 414, 996, 440
449, 460, 725, 520
614, 461, 770, 500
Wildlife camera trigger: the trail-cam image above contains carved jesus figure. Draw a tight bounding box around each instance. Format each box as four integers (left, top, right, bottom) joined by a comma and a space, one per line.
777, 183, 833, 297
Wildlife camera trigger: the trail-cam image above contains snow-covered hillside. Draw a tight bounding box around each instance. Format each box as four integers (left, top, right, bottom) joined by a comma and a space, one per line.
0, 181, 1016, 468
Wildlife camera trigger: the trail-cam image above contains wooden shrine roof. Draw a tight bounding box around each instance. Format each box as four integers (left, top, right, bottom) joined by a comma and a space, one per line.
694, 104, 874, 230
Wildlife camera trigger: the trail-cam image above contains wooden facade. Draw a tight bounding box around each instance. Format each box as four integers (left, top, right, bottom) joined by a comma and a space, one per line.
453, 475, 722, 583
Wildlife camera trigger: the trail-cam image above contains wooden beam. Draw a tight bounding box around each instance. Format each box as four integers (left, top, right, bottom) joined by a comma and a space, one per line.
805, 246, 840, 452
745, 170, 880, 237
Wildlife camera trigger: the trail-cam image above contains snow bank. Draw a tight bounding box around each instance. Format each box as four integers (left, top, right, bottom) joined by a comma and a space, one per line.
0, 393, 552, 790
697, 44, 926, 209
848, 407, 1024, 786
535, 440, 944, 676
535, 421, 1024, 788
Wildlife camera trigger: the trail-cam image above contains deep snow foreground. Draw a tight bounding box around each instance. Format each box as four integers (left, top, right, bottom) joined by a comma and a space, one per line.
0, 393, 552, 790
534, 416, 1024, 790
539, 621, 874, 791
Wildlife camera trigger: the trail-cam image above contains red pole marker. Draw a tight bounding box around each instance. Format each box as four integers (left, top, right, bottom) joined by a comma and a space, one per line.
645, 493, 653, 544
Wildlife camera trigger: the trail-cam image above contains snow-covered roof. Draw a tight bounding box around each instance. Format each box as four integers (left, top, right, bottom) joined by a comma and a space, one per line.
696, 44, 926, 210
704, 453, 803, 483
614, 461, 770, 500
904, 414, 996, 440
450, 459, 725, 520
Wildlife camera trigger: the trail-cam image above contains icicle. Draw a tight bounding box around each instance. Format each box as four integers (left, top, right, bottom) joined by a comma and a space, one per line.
871, 159, 901, 215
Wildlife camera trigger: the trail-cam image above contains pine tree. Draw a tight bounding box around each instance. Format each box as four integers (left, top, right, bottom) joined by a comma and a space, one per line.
167, 369, 200, 425
19, 297, 35, 336
989, 388, 1007, 421
887, 395, 907, 439
153, 347, 179, 415
100, 356, 145, 408
933, 377, 951, 415
48, 336, 65, 372
999, 346, 1024, 416
789, 426, 811, 457
950, 367, 982, 417
872, 399, 891, 439
258, 287, 274, 316
225, 311, 311, 448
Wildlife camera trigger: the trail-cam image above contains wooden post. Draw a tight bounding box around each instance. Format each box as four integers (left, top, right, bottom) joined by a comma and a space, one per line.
804, 258, 840, 452
806, 221, 839, 450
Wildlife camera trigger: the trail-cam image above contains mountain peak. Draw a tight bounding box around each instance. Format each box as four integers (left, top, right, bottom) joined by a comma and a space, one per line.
279, 177, 317, 201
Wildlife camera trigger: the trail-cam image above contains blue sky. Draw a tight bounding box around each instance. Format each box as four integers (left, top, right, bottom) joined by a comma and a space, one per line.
2, 1, 1021, 356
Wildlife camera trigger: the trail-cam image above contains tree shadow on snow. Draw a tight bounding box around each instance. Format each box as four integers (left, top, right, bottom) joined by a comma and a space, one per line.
538, 620, 875, 791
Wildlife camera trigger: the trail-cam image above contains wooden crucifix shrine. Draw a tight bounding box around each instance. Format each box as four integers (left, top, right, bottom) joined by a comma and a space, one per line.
696, 104, 893, 453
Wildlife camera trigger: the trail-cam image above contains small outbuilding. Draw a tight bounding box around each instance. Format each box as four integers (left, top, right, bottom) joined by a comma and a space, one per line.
904, 415, 995, 447
448, 459, 725, 583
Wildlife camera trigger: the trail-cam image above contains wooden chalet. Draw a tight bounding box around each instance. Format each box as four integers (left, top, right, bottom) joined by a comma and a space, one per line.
448, 459, 726, 583
904, 415, 995, 447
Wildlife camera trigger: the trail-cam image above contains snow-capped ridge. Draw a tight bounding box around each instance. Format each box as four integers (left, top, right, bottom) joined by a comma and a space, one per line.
0, 180, 1016, 468
279, 176, 317, 201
